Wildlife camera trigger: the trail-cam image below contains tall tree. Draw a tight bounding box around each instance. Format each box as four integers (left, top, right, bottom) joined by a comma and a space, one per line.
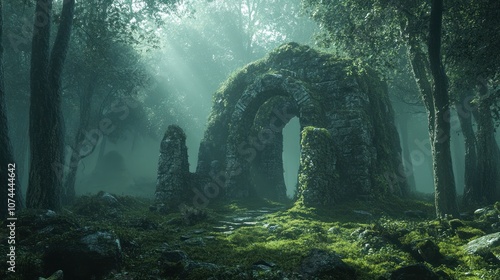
0, 0, 23, 218
26, 0, 75, 210
428, 0, 458, 217
445, 0, 500, 206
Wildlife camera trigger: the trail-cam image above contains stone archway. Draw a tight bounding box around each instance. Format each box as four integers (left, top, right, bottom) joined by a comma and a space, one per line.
155, 43, 408, 210
223, 73, 321, 199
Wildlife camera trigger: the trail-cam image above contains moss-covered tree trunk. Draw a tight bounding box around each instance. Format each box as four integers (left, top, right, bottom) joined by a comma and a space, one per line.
27, 0, 75, 210
428, 0, 458, 218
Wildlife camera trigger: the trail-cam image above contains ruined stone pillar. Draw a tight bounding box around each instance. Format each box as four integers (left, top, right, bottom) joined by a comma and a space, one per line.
153, 125, 190, 211
297, 127, 339, 207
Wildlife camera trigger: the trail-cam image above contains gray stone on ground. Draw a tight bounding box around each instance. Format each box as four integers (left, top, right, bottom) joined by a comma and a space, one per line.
465, 232, 500, 255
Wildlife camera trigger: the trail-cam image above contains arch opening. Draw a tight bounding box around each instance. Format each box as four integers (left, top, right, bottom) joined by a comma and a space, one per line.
282, 117, 300, 198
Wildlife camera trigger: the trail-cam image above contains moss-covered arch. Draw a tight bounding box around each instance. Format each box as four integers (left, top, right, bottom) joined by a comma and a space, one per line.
223, 73, 322, 198
193, 42, 408, 207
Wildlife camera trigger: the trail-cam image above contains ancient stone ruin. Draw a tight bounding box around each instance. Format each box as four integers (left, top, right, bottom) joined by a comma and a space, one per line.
154, 43, 408, 210
154, 125, 190, 211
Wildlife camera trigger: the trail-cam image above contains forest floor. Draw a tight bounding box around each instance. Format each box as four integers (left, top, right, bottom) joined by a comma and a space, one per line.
1, 193, 499, 280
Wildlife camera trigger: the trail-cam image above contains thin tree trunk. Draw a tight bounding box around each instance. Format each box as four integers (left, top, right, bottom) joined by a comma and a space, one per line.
27, 0, 75, 210
455, 90, 479, 208
399, 113, 416, 193
94, 135, 107, 174
476, 83, 498, 204
428, 0, 458, 218
406, 37, 435, 143
0, 0, 23, 217
63, 81, 94, 205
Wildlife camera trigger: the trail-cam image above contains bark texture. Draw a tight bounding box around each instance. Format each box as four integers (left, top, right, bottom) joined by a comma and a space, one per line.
428, 0, 458, 218
27, 0, 75, 210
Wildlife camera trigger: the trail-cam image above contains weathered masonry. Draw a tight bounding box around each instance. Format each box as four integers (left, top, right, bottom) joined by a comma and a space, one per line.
154, 43, 408, 210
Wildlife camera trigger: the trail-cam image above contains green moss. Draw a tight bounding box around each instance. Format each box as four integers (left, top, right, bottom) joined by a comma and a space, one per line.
455, 227, 485, 240
5, 194, 500, 279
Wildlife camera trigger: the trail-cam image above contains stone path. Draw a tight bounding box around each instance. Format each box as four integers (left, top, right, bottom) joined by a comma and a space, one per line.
180, 206, 284, 246
211, 207, 284, 235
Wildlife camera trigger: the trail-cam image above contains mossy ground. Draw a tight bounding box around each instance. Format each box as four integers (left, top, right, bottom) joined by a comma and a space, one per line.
2, 194, 499, 279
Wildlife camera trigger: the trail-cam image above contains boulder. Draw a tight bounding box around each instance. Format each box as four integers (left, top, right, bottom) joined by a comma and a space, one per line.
43, 230, 121, 280
299, 249, 356, 279
389, 264, 440, 280
465, 232, 500, 255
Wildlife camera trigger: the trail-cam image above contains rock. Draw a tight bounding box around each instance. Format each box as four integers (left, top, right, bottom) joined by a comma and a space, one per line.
389, 264, 440, 280
183, 237, 206, 246
465, 232, 500, 255
130, 217, 158, 230
263, 223, 281, 232
415, 240, 443, 266
474, 208, 487, 215
456, 227, 485, 240
43, 230, 122, 280
252, 260, 276, 268
100, 192, 118, 205
448, 219, 465, 230
180, 235, 191, 241
158, 250, 221, 278
161, 250, 189, 263
159, 250, 190, 276
353, 210, 373, 217
39, 270, 63, 280
328, 226, 341, 234
300, 249, 356, 279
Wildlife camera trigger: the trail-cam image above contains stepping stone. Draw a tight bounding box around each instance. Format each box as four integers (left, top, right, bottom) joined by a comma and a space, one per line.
233, 216, 254, 222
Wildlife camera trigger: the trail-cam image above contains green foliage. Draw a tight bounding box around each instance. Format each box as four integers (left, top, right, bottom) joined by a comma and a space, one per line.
3, 194, 500, 279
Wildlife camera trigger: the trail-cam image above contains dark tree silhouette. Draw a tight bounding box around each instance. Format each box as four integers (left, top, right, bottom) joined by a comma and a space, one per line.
428, 0, 458, 217
26, 0, 75, 210
0, 0, 23, 218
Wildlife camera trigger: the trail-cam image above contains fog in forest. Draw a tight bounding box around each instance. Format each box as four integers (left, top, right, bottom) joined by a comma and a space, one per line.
2, 0, 499, 200
2, 1, 500, 279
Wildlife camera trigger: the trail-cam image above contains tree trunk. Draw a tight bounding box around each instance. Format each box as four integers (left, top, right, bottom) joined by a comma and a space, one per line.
476, 83, 499, 204
0, 0, 23, 217
398, 112, 416, 193
406, 34, 435, 143
428, 0, 459, 218
455, 90, 479, 208
63, 81, 94, 205
27, 0, 75, 210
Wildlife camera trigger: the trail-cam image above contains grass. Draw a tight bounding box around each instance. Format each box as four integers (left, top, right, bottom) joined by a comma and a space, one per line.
1, 193, 499, 280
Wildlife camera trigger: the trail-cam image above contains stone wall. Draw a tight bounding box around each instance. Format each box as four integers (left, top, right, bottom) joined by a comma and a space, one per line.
155, 43, 408, 209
